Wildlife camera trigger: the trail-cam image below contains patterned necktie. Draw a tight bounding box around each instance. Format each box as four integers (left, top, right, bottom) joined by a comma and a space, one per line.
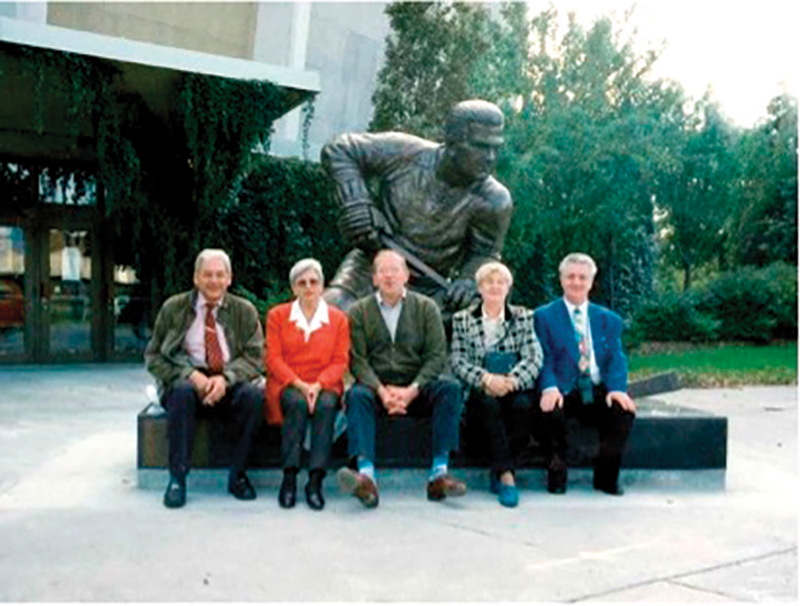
205, 303, 224, 375
573, 307, 594, 404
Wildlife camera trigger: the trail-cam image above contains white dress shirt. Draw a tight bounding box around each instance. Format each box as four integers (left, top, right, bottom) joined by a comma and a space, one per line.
184, 292, 231, 369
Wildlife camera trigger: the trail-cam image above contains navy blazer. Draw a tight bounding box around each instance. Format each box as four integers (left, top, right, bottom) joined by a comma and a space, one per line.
533, 298, 628, 395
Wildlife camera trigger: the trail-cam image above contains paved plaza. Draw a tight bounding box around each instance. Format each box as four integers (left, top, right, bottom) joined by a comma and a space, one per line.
0, 364, 796, 602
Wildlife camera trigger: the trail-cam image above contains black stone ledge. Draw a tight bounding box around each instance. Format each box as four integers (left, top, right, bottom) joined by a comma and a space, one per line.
137, 395, 726, 490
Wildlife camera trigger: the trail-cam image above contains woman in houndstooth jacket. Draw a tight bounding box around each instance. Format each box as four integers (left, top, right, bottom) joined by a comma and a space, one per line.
450, 261, 543, 507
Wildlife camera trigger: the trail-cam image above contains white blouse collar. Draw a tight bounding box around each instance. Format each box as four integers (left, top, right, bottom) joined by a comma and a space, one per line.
289, 298, 330, 342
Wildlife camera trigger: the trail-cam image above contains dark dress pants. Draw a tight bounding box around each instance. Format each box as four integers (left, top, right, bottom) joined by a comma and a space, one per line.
469, 389, 535, 475
345, 378, 463, 465
280, 386, 338, 471
534, 384, 635, 486
163, 379, 263, 480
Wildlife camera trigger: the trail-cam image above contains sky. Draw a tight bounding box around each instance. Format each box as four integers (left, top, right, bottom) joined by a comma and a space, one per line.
526, 0, 799, 128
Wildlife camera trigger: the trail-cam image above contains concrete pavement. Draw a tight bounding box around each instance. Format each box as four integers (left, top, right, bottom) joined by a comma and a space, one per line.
0, 365, 796, 601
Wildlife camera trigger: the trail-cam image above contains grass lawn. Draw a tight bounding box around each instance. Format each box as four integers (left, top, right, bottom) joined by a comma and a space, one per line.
629, 341, 798, 387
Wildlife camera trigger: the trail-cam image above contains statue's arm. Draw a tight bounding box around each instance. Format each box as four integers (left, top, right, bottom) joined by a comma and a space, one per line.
460, 181, 513, 279
320, 133, 432, 250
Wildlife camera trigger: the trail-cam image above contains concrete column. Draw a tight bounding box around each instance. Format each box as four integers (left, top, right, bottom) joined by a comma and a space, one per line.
253, 1, 311, 157
1, 2, 47, 22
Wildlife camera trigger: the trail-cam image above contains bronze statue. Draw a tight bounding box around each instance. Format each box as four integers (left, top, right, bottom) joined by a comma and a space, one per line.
321, 99, 513, 317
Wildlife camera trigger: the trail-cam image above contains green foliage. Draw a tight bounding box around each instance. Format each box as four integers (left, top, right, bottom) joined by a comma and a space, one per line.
178, 73, 287, 217
0, 43, 144, 222
371, 5, 676, 315
656, 98, 739, 290
221, 155, 346, 310
370, 2, 493, 138
698, 264, 797, 343
727, 94, 798, 268
1, 42, 302, 310
630, 262, 797, 345
629, 291, 719, 345
756, 261, 799, 339
497, 11, 673, 315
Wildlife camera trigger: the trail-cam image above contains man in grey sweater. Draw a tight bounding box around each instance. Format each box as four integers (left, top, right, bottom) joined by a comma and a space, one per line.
337, 250, 465, 508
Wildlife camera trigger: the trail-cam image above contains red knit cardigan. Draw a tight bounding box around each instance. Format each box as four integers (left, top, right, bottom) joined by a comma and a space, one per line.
264, 301, 350, 424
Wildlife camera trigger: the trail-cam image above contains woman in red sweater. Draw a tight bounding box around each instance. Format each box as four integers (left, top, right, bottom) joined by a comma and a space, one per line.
265, 259, 350, 510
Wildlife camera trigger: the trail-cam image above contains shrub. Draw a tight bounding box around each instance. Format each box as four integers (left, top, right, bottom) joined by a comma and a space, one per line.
217, 155, 345, 310
629, 291, 719, 346
697, 265, 789, 343
756, 261, 798, 339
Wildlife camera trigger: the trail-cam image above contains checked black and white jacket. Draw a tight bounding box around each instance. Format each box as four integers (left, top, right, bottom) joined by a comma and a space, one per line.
450, 301, 543, 398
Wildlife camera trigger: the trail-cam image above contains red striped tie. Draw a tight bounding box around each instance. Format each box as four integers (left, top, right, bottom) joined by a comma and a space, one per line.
205, 303, 224, 375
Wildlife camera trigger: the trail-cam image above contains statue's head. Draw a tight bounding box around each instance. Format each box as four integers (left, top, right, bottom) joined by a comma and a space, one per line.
443, 100, 504, 183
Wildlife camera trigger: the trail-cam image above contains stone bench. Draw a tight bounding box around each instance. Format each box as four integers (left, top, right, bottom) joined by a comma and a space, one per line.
137, 373, 727, 490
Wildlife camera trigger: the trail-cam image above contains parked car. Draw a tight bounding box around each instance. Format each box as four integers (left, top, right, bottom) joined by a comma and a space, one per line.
0, 278, 24, 329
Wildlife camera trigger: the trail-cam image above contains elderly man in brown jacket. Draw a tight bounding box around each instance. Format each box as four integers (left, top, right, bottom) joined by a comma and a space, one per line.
145, 249, 264, 508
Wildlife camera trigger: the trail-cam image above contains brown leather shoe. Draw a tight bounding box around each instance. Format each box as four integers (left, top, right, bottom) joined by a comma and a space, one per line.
427, 474, 467, 501
336, 467, 379, 508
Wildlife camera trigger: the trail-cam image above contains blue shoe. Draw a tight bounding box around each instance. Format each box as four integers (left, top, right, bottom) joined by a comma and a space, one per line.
489, 471, 500, 495
498, 484, 519, 508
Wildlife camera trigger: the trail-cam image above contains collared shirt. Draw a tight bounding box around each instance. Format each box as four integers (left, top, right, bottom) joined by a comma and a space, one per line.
563, 297, 600, 383
185, 292, 231, 369
375, 288, 406, 342
481, 304, 506, 350
289, 298, 330, 342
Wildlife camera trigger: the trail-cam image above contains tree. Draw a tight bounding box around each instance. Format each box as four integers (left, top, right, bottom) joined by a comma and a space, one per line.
657, 96, 739, 290
728, 94, 798, 267
370, 2, 493, 139
496, 11, 684, 315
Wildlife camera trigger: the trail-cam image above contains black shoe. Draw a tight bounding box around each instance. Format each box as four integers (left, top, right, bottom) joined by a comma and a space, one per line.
593, 468, 624, 495
279, 471, 297, 508
305, 469, 325, 511
305, 482, 325, 510
228, 472, 257, 501
594, 480, 625, 496
547, 459, 567, 494
163, 476, 186, 509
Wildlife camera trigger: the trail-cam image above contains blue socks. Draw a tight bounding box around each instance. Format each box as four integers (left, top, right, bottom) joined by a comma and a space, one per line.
430, 454, 449, 481
357, 458, 376, 481
359, 455, 450, 482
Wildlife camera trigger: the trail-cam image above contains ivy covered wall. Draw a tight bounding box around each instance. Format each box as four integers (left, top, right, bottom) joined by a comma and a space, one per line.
0, 42, 335, 321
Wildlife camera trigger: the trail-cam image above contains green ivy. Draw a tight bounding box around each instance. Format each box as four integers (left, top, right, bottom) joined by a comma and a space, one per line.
1, 42, 315, 314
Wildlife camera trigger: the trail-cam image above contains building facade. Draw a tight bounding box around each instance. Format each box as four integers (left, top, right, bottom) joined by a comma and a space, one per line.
0, 1, 390, 363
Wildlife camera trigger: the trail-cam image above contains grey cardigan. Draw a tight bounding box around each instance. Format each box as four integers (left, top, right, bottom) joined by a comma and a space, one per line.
348, 290, 447, 390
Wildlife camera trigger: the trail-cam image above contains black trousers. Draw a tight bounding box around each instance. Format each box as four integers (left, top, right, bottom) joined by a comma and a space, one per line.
280, 386, 339, 472
163, 379, 263, 480
469, 389, 534, 475
533, 384, 635, 486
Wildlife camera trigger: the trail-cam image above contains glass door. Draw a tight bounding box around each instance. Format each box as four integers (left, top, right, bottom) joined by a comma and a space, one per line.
46, 227, 94, 360
0, 224, 26, 361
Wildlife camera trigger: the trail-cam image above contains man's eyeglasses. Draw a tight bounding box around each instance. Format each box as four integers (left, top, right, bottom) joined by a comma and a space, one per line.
295, 278, 320, 288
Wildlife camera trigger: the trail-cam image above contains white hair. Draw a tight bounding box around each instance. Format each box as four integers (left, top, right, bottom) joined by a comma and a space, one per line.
194, 249, 231, 275
289, 258, 324, 285
558, 252, 597, 278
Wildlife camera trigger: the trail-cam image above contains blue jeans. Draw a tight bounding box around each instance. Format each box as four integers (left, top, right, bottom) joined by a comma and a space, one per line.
345, 378, 463, 465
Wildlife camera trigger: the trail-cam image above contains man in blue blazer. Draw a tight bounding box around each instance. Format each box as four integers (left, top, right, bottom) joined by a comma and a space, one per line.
534, 253, 636, 495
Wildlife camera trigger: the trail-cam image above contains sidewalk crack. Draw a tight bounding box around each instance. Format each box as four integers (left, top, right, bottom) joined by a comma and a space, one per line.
568, 545, 797, 603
